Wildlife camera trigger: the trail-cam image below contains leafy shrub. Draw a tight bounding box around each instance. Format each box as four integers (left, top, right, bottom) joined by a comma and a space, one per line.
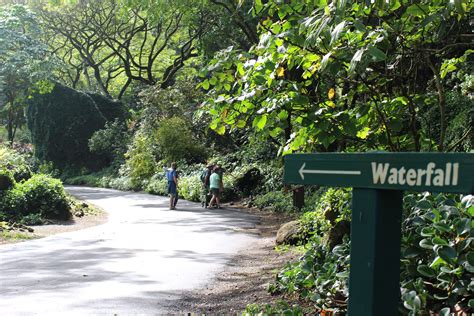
270, 236, 350, 313
145, 174, 168, 195
298, 210, 331, 245
65, 174, 101, 186
399, 193, 473, 314
20, 213, 43, 225
17, 174, 71, 220
0, 146, 32, 182
107, 175, 138, 191
123, 132, 157, 188
27, 83, 115, 170
177, 174, 201, 202
88, 119, 130, 170
269, 192, 473, 315
155, 116, 207, 164
221, 173, 240, 202
35, 160, 60, 178
253, 190, 295, 213
0, 186, 26, 220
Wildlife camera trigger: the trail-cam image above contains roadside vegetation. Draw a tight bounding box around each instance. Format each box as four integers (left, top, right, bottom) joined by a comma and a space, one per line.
0, 0, 472, 314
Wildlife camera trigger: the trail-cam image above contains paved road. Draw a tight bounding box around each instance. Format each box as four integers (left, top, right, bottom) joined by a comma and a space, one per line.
0, 186, 259, 315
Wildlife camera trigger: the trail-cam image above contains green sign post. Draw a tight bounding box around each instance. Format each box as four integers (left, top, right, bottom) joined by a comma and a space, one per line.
284, 153, 474, 316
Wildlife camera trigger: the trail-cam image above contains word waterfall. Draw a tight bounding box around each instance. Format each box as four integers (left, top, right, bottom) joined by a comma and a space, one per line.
371, 162, 459, 187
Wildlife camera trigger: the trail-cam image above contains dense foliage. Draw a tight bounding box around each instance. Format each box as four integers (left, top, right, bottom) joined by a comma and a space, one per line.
0, 5, 55, 143
0, 0, 472, 314
270, 191, 473, 315
0, 146, 71, 223
201, 0, 472, 154
27, 83, 124, 169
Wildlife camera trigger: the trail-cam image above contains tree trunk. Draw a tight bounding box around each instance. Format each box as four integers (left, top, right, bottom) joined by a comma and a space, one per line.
426, 55, 446, 152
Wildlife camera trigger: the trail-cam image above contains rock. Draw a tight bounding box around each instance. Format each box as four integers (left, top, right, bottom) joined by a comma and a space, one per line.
74, 209, 85, 217
276, 220, 301, 245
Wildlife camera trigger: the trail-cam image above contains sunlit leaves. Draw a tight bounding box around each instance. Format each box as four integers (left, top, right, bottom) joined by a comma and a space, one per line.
200, 0, 472, 154
349, 48, 365, 74
330, 21, 345, 45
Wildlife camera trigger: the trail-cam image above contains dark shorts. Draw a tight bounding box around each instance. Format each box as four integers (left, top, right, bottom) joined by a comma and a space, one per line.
210, 188, 220, 197
168, 181, 177, 196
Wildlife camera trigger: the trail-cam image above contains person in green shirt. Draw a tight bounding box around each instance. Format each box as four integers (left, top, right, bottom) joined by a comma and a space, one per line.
208, 165, 223, 209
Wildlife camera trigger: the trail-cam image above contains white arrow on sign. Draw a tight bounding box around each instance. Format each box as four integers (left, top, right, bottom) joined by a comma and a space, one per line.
299, 163, 362, 180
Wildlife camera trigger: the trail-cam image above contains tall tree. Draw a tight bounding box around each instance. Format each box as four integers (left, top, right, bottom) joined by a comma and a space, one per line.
37, 0, 208, 98
0, 4, 54, 144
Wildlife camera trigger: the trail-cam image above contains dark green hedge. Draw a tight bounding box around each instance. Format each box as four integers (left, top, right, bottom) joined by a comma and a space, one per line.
27, 83, 125, 170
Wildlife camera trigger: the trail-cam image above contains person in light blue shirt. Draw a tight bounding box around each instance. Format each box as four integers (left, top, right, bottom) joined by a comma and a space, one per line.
166, 162, 178, 210
208, 166, 223, 209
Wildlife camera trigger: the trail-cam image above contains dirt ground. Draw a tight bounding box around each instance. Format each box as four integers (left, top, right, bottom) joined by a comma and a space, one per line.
0, 203, 300, 313
168, 207, 300, 314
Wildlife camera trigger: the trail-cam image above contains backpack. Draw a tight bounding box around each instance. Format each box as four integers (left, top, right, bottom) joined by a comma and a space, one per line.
200, 169, 210, 186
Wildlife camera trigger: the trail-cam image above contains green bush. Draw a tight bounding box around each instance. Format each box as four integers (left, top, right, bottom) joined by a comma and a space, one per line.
155, 116, 207, 164
146, 172, 203, 202
253, 190, 295, 213
298, 210, 331, 245
0, 146, 32, 182
270, 236, 350, 313
123, 132, 157, 188
269, 192, 474, 315
0, 186, 26, 219
17, 174, 71, 220
145, 174, 168, 195
88, 119, 130, 170
20, 213, 43, 225
178, 174, 201, 202
107, 175, 138, 191
399, 193, 473, 314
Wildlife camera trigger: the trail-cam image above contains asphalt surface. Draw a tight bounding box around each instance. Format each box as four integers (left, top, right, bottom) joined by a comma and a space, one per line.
0, 186, 259, 315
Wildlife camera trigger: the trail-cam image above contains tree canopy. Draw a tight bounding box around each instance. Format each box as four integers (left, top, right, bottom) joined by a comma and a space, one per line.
200, 0, 472, 153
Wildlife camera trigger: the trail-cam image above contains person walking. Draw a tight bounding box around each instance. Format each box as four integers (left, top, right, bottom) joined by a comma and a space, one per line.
208, 165, 223, 209
200, 164, 213, 208
166, 162, 178, 210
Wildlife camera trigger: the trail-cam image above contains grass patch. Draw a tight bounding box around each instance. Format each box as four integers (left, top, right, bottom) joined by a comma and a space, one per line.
1, 230, 35, 241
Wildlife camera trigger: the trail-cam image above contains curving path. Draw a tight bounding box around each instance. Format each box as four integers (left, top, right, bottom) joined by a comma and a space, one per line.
0, 186, 259, 315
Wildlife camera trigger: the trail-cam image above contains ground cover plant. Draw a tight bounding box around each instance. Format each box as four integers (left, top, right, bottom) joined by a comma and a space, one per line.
267, 192, 473, 315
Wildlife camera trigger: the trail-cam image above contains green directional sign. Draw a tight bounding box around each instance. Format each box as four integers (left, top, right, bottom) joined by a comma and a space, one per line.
283, 152, 474, 316
284, 152, 474, 194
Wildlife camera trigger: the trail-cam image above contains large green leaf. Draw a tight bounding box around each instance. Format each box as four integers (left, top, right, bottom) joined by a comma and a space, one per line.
367, 46, 386, 62
432, 236, 448, 246
417, 265, 435, 278
437, 246, 457, 264
256, 115, 267, 130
